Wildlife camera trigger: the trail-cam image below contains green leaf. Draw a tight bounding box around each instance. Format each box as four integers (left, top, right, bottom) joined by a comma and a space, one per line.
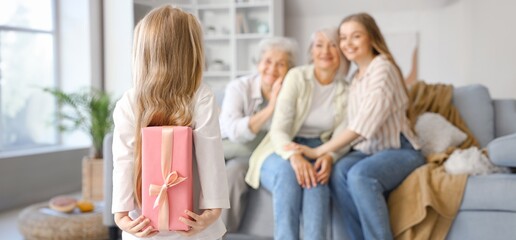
42, 87, 116, 158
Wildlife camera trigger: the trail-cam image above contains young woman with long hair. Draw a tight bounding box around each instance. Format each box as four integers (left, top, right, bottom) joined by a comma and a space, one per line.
287, 13, 425, 240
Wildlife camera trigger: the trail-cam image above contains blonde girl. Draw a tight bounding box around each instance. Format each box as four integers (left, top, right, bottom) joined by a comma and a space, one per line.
111, 6, 229, 240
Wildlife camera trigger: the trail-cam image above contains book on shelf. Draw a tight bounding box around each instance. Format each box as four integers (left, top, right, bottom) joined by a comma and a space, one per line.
235, 12, 250, 34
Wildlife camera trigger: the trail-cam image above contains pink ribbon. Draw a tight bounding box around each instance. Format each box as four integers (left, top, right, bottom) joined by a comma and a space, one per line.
148, 127, 187, 231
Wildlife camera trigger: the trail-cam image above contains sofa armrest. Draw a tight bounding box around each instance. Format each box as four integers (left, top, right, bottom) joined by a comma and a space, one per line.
487, 133, 516, 167
493, 99, 516, 138
103, 133, 115, 226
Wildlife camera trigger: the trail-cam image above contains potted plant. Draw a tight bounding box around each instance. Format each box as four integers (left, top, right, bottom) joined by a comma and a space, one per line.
44, 87, 116, 201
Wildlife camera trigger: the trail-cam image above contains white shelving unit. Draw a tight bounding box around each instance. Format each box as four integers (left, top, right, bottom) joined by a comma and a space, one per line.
134, 0, 284, 93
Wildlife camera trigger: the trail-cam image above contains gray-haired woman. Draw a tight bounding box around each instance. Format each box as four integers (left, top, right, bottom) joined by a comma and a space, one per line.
219, 36, 298, 232
245, 28, 350, 240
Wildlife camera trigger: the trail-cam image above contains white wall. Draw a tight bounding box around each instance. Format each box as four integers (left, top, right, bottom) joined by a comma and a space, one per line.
418, 1, 470, 86
107, 1, 516, 99
467, 0, 516, 99
104, 0, 134, 99
89, 0, 104, 89
284, 0, 516, 99
0, 148, 87, 211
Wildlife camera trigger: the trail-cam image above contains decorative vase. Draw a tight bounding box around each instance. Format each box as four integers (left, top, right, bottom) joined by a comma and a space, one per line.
82, 157, 104, 201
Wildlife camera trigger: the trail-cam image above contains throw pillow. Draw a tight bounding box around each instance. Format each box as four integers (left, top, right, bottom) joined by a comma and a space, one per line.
415, 112, 467, 157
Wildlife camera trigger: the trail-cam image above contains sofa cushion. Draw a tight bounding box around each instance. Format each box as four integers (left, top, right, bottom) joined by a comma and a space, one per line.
222, 131, 266, 160
447, 211, 516, 240
238, 187, 274, 237
452, 84, 494, 147
415, 112, 467, 157
459, 174, 516, 212
225, 233, 272, 240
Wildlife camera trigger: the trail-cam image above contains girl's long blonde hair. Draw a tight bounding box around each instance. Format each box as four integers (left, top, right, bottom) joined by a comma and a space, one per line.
132, 6, 204, 206
339, 13, 414, 127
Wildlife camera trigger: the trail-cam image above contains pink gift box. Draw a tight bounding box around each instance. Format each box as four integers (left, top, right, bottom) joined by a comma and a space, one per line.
141, 126, 193, 231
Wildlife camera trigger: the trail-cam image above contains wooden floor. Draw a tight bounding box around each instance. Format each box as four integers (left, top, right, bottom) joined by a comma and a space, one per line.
0, 206, 24, 240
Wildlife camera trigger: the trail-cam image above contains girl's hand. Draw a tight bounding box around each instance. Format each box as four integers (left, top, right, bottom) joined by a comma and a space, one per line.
314, 154, 333, 184
114, 212, 159, 238
177, 208, 221, 236
289, 153, 317, 188
284, 143, 322, 159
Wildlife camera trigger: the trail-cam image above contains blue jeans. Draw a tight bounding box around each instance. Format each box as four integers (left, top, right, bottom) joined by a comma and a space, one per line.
260, 137, 329, 240
330, 135, 425, 240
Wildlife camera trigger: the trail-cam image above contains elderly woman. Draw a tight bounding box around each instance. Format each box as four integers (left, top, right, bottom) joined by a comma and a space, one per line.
219, 36, 298, 232
245, 28, 350, 240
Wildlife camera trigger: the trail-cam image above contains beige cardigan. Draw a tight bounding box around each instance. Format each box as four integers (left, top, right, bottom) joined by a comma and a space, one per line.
245, 65, 351, 189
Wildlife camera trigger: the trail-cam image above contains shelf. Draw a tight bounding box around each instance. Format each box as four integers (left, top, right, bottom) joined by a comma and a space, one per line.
235, 2, 270, 8
172, 4, 194, 10
134, 0, 194, 9
204, 71, 231, 77
236, 33, 270, 40
237, 70, 253, 76
197, 3, 230, 10
139, 0, 283, 84
204, 35, 231, 41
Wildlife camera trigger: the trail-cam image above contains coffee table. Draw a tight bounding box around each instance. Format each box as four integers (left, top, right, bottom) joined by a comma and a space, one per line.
18, 201, 109, 240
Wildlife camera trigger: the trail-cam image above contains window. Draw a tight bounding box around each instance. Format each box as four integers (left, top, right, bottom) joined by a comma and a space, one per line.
0, 0, 58, 152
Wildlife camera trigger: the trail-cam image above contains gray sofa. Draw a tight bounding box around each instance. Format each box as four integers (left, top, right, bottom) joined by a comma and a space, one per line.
103, 84, 516, 239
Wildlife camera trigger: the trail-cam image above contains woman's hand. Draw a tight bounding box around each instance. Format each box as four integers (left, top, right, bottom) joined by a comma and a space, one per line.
177, 208, 221, 237
284, 143, 323, 159
114, 212, 159, 238
289, 153, 317, 188
268, 78, 283, 107
314, 154, 333, 184
249, 78, 283, 134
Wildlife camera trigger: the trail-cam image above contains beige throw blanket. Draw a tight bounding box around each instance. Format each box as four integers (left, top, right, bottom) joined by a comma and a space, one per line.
388, 81, 480, 240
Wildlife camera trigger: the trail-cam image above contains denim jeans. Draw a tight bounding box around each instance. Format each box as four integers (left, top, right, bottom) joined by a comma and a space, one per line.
260, 137, 330, 240
330, 135, 425, 240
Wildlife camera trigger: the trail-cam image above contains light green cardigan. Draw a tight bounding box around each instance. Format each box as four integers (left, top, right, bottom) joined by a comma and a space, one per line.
245, 65, 351, 189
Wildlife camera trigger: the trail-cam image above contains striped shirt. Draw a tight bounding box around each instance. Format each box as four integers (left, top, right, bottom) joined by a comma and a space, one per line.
348, 55, 420, 154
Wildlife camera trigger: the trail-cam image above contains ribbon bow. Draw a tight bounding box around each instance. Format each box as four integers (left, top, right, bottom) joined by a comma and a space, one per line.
149, 171, 187, 208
